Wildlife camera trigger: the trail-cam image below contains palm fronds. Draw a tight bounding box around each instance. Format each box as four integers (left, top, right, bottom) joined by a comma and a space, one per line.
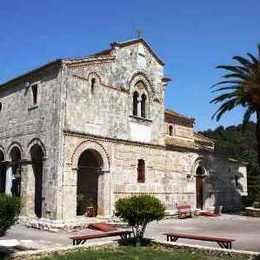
211, 45, 260, 122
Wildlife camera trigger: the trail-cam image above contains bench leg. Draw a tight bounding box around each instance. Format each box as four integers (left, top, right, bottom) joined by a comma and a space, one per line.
167, 235, 178, 242
217, 241, 231, 249
120, 233, 130, 240
171, 236, 178, 242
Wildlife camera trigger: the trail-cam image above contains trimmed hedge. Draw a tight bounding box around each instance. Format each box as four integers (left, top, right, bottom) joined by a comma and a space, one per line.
115, 195, 165, 243
0, 193, 21, 236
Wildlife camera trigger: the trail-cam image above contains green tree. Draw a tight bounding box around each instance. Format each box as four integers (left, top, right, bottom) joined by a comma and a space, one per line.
211, 45, 260, 167
0, 193, 21, 236
115, 195, 165, 245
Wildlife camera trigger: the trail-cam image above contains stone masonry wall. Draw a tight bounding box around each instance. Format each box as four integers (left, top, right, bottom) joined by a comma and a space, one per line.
60, 133, 247, 221
0, 64, 63, 220
64, 42, 165, 146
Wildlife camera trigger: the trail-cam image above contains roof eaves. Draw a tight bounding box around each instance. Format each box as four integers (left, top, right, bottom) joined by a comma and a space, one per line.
0, 59, 63, 89
165, 109, 195, 123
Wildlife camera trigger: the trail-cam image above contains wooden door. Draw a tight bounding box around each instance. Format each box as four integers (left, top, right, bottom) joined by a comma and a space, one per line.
196, 176, 203, 209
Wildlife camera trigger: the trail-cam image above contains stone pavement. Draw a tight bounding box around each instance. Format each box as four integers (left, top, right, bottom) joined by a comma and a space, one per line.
146, 214, 260, 251
1, 214, 260, 252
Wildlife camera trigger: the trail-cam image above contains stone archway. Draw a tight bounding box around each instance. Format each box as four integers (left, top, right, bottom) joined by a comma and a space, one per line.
0, 150, 6, 193
71, 140, 111, 218
196, 166, 205, 210
77, 149, 103, 216
30, 144, 44, 218
10, 147, 22, 197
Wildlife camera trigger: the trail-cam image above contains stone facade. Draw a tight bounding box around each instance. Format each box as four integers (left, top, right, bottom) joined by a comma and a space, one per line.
0, 39, 247, 226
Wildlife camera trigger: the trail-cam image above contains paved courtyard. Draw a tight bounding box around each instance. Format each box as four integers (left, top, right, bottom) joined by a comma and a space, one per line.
1, 214, 260, 252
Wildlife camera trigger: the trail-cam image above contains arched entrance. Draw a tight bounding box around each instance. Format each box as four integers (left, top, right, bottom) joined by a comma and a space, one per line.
30, 144, 44, 218
0, 150, 6, 193
196, 166, 205, 210
10, 147, 22, 197
77, 149, 103, 216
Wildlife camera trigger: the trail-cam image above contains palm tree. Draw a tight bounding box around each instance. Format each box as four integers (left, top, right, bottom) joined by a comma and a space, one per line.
211, 45, 260, 167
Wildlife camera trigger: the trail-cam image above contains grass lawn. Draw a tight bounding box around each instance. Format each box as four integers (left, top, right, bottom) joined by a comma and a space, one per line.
40, 246, 248, 260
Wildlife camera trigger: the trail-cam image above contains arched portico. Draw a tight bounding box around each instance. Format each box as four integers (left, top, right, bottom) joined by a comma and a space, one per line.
77, 149, 103, 216
9, 146, 22, 197
71, 140, 111, 218
30, 144, 44, 218
0, 149, 6, 193
193, 158, 208, 210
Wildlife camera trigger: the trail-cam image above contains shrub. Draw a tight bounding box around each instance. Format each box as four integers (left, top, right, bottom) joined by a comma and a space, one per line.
115, 194, 165, 244
0, 193, 21, 236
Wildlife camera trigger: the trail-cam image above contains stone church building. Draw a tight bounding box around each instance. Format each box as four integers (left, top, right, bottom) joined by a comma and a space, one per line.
0, 39, 247, 227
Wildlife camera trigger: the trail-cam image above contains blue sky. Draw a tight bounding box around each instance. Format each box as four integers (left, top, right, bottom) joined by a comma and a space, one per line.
1, 0, 260, 130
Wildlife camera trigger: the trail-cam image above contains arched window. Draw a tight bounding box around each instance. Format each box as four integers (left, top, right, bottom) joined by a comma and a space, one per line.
137, 159, 145, 183
141, 94, 146, 118
31, 84, 38, 105
133, 91, 139, 116
91, 78, 96, 94
235, 175, 239, 188
169, 125, 173, 136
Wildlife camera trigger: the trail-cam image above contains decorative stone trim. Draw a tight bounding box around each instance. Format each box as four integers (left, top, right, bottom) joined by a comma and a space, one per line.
7, 142, 24, 161
26, 138, 47, 158
0, 145, 5, 159
128, 71, 155, 95
71, 139, 110, 170
66, 56, 115, 68
129, 115, 152, 124
64, 129, 165, 150
72, 74, 125, 93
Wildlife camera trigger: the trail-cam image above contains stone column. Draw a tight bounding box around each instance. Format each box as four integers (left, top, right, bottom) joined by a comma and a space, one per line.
137, 97, 142, 117
62, 166, 78, 221
5, 166, 13, 196
20, 163, 36, 218
97, 170, 111, 217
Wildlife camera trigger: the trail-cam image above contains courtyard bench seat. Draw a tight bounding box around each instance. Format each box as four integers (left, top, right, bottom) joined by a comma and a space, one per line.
176, 204, 192, 219
70, 230, 132, 245
164, 232, 235, 249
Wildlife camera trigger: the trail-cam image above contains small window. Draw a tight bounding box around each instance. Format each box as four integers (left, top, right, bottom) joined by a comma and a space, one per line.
0, 102, 2, 112
169, 125, 173, 136
31, 84, 38, 105
137, 159, 145, 183
235, 175, 239, 188
133, 91, 139, 116
91, 78, 96, 94
141, 94, 146, 118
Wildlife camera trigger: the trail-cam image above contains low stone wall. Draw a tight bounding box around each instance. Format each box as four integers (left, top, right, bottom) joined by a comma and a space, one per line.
245, 207, 260, 217
9, 241, 117, 260
8, 239, 260, 260
153, 239, 260, 259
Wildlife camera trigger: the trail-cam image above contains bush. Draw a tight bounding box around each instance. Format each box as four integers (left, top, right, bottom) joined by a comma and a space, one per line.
0, 193, 21, 236
115, 195, 165, 244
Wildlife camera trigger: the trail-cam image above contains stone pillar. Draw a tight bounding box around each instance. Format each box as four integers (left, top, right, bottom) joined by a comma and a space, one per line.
20, 163, 36, 218
137, 97, 142, 117
97, 170, 111, 217
5, 166, 13, 196
62, 167, 77, 221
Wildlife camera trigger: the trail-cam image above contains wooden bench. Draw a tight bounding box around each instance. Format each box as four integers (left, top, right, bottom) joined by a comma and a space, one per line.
70, 230, 132, 245
164, 232, 235, 249
176, 204, 192, 219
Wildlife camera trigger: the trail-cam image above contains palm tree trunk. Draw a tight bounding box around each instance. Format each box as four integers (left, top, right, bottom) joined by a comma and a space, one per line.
256, 111, 260, 167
